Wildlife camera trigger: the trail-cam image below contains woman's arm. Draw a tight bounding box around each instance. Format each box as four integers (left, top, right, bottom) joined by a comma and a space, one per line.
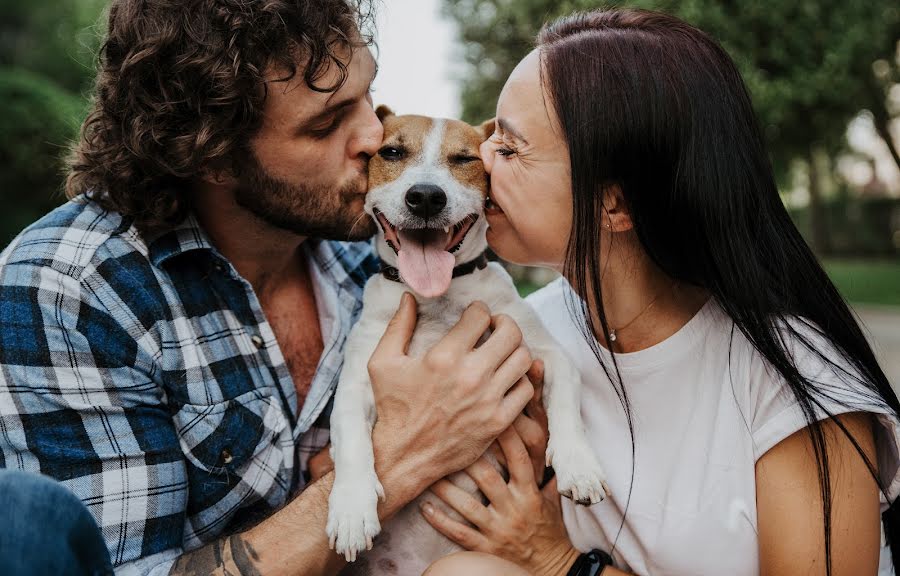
756, 412, 881, 576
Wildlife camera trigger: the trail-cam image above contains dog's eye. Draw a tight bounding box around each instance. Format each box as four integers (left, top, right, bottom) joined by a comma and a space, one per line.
378, 146, 405, 161
450, 155, 481, 165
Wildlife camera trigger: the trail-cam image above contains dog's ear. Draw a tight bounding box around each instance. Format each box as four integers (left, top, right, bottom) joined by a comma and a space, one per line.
376, 105, 395, 122
478, 117, 496, 141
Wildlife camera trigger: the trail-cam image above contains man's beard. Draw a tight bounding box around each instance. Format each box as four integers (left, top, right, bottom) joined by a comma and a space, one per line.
233, 152, 376, 241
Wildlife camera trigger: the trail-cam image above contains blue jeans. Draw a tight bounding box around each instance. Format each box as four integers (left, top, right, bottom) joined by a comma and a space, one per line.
0, 469, 113, 576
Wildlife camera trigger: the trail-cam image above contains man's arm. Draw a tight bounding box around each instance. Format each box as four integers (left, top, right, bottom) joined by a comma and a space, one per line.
170, 294, 536, 576
0, 264, 188, 570
169, 411, 442, 575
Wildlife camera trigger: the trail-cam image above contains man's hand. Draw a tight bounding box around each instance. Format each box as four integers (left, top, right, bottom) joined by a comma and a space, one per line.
368, 293, 535, 493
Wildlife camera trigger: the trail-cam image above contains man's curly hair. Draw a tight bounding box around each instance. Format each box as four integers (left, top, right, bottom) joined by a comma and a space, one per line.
66, 0, 375, 235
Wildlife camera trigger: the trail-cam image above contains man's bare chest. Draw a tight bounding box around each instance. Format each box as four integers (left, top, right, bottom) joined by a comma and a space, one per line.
261, 283, 324, 408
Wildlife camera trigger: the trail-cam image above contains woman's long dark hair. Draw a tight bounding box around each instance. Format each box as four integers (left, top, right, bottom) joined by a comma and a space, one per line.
537, 8, 900, 574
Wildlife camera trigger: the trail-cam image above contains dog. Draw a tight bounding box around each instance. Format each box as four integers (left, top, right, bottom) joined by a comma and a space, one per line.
326, 107, 609, 575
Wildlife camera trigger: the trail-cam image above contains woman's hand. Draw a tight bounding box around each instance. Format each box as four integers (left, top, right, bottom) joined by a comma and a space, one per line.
420, 424, 580, 576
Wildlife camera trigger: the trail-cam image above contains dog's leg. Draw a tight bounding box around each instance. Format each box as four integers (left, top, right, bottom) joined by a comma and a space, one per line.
495, 295, 609, 506
327, 318, 385, 562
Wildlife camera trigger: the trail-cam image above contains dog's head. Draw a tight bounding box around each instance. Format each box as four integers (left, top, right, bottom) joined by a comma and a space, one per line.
366, 106, 495, 298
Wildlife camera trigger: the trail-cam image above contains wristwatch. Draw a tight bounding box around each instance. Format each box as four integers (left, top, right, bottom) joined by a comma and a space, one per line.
566, 549, 614, 576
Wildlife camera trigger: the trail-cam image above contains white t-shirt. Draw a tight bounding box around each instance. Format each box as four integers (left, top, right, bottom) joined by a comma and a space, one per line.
527, 279, 900, 576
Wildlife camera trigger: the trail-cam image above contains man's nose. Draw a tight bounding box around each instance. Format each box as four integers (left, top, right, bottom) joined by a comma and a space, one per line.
405, 184, 447, 219
351, 104, 384, 159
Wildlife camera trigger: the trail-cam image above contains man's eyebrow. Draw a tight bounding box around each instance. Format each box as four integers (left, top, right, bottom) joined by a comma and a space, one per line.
307, 62, 379, 125
306, 97, 356, 125
497, 118, 528, 144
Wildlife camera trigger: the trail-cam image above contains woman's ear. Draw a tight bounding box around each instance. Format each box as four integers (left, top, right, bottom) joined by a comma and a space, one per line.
479, 117, 496, 141
602, 184, 633, 232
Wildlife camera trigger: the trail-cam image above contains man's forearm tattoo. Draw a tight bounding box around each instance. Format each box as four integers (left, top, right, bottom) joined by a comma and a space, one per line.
169, 534, 262, 576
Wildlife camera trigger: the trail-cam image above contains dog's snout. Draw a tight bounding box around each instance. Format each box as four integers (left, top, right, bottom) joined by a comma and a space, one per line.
405, 184, 447, 219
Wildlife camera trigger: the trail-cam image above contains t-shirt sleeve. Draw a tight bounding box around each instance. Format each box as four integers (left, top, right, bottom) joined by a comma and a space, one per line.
749, 317, 900, 508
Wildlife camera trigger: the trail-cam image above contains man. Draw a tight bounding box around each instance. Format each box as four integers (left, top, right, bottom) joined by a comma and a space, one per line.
0, 1, 543, 574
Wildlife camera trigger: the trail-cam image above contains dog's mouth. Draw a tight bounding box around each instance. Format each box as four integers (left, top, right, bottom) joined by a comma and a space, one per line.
374, 209, 479, 298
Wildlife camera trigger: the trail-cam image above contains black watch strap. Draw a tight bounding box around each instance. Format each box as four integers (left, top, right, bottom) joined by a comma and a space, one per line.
566, 549, 614, 576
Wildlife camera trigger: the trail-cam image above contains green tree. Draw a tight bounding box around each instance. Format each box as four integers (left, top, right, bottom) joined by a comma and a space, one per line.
0, 0, 107, 94
0, 0, 107, 248
443, 0, 900, 254
0, 69, 87, 246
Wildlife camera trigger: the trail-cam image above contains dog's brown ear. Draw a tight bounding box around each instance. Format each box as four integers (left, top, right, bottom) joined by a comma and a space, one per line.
478, 117, 496, 140
376, 105, 395, 122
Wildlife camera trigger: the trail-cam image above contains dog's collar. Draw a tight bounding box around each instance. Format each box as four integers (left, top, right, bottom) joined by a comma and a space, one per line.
380, 252, 489, 285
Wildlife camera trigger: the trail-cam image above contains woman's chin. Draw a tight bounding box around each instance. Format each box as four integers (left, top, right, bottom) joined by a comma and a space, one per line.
486, 227, 527, 266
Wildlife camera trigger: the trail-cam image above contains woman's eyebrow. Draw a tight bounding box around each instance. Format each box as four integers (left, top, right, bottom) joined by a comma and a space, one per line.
497, 118, 529, 145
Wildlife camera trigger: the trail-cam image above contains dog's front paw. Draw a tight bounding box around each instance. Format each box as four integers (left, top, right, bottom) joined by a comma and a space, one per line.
326, 474, 385, 562
547, 438, 610, 506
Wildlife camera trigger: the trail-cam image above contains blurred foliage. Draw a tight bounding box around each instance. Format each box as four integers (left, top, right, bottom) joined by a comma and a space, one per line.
0, 0, 106, 247
0, 69, 87, 246
0, 0, 107, 94
443, 0, 900, 186
788, 196, 900, 256
823, 258, 900, 307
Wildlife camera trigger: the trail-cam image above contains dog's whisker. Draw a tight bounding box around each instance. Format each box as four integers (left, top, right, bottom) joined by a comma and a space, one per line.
346, 211, 370, 241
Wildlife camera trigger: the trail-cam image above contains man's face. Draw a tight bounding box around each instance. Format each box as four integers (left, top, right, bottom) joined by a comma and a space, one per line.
234, 45, 382, 241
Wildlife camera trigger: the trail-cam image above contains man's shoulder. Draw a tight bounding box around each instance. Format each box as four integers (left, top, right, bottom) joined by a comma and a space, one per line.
0, 198, 148, 282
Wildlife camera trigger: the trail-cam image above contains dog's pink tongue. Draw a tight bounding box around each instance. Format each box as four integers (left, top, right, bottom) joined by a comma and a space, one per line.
397, 229, 454, 298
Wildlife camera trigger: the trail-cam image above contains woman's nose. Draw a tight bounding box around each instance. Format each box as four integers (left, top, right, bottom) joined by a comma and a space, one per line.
479, 140, 494, 175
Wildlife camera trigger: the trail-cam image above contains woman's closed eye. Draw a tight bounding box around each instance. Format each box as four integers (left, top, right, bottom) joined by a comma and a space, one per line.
488, 134, 518, 159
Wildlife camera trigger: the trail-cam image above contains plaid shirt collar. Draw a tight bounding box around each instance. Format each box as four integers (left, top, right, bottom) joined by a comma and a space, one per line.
147, 212, 215, 268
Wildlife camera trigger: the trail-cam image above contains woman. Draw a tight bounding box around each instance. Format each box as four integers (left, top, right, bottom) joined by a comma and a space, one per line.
420, 8, 900, 576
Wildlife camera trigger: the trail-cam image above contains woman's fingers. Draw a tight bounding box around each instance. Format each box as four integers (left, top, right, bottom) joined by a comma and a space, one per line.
430, 478, 492, 527
540, 474, 559, 499
464, 458, 509, 508
498, 425, 537, 488
512, 413, 548, 482
420, 500, 488, 552
524, 359, 546, 420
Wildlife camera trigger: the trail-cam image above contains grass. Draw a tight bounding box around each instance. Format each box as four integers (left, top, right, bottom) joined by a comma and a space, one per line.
822, 259, 900, 308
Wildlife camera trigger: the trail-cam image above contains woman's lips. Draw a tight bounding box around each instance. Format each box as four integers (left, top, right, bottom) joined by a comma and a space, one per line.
485, 194, 504, 216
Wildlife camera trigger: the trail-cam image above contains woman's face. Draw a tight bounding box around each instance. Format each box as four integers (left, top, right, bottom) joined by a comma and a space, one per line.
480, 49, 573, 269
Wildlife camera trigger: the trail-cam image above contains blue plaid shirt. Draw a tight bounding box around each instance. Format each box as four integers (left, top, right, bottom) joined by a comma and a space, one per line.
0, 198, 378, 573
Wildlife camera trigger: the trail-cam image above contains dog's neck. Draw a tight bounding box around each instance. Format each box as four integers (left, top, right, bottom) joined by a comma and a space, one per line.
379, 252, 489, 286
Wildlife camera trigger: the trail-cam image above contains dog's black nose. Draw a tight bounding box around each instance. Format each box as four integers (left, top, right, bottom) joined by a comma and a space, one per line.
405, 184, 447, 220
